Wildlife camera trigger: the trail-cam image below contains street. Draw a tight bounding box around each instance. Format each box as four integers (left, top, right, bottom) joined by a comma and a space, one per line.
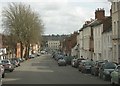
2, 54, 111, 84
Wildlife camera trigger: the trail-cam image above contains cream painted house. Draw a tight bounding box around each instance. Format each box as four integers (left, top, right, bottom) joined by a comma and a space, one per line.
102, 28, 112, 62
82, 24, 93, 59
92, 16, 112, 61
93, 23, 103, 61
111, 2, 120, 63
47, 40, 60, 50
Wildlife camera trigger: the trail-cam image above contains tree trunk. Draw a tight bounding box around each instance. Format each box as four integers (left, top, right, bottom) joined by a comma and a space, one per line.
20, 42, 23, 58
24, 45, 28, 60
24, 43, 30, 60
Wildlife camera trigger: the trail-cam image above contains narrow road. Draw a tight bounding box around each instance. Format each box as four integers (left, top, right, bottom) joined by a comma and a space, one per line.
3, 54, 111, 84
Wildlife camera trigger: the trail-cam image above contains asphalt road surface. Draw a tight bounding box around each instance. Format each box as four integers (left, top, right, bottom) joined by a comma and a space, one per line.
2, 54, 111, 84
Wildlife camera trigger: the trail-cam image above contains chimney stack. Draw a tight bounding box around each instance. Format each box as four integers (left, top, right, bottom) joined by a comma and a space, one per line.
110, 8, 112, 16
95, 8, 105, 20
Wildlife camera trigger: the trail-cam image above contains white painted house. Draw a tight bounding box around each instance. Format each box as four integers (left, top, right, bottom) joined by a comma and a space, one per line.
102, 27, 112, 62
92, 15, 112, 61
93, 22, 103, 61
82, 23, 93, 59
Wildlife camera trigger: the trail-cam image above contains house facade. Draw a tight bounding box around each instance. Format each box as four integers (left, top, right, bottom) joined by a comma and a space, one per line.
0, 34, 2, 48
93, 23, 103, 61
102, 28, 112, 62
47, 40, 60, 50
78, 30, 84, 58
82, 24, 93, 59
111, 1, 120, 63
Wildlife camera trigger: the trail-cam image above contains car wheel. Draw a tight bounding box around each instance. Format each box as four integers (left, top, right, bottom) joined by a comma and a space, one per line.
2, 73, 5, 78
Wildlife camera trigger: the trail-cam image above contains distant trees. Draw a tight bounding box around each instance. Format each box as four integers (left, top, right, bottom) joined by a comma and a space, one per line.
2, 3, 44, 58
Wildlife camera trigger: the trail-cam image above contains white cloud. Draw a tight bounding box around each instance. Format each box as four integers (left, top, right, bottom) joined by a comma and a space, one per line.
0, 0, 111, 35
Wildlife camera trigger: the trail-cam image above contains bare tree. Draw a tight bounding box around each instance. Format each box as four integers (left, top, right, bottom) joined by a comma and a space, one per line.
2, 3, 44, 59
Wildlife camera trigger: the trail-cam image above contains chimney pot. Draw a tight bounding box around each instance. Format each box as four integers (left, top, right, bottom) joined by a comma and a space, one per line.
95, 8, 105, 20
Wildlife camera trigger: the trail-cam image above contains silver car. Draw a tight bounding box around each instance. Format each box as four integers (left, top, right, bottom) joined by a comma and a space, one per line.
58, 58, 66, 66
1, 59, 15, 72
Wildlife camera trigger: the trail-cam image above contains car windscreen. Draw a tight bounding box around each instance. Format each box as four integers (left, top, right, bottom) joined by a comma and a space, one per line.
85, 61, 95, 65
104, 63, 116, 69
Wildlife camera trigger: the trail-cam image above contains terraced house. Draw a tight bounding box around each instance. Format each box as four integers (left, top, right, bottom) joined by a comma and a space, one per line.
111, 1, 120, 63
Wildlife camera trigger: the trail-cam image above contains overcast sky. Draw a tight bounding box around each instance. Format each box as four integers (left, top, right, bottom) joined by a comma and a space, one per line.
0, 0, 111, 35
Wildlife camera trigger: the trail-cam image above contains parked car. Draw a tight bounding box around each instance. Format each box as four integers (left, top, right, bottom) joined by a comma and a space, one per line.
78, 60, 87, 71
55, 54, 64, 61
29, 54, 36, 59
0, 74, 2, 86
64, 56, 73, 65
111, 65, 120, 85
99, 62, 117, 81
1, 59, 15, 72
10, 59, 19, 67
18, 58, 24, 62
80, 60, 95, 73
41, 50, 46, 54
72, 58, 85, 68
58, 58, 66, 66
91, 60, 105, 76
21, 58, 25, 61
71, 58, 77, 67
52, 52, 56, 58
36, 53, 41, 56
0, 63, 5, 78
11, 58, 21, 66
